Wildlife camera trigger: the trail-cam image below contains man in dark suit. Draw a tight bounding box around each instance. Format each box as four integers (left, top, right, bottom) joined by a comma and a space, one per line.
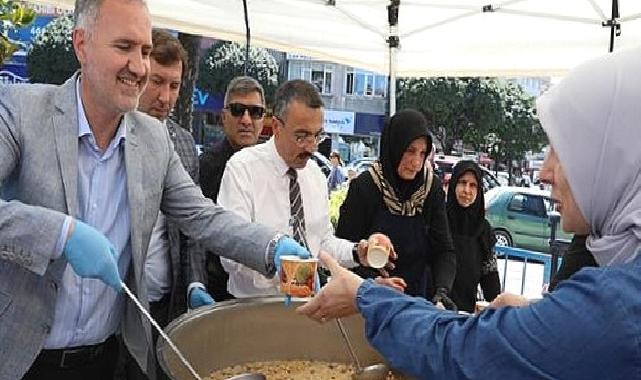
199, 76, 266, 301
0, 1, 309, 379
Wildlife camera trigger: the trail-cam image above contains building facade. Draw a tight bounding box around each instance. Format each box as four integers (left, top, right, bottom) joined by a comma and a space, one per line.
286, 54, 388, 162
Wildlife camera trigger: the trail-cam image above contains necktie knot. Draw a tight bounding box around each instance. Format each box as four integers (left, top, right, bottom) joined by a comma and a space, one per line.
287, 167, 297, 180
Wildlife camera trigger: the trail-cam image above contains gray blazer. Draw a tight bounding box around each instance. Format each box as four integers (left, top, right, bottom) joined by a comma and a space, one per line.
164, 118, 205, 320
0, 75, 277, 380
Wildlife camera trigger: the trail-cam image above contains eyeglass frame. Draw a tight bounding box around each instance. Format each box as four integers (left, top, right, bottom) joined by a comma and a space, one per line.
225, 103, 266, 120
274, 116, 328, 146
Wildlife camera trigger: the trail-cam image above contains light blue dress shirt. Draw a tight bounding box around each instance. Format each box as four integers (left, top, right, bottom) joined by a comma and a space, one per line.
45, 79, 131, 348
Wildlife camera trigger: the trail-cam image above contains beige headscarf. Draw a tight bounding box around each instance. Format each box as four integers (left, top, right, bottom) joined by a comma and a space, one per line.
537, 47, 641, 266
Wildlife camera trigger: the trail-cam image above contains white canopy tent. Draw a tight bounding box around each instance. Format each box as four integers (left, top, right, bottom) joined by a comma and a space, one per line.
31, 0, 641, 76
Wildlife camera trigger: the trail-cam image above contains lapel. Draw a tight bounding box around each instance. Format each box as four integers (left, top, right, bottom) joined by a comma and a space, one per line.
52, 75, 80, 217
124, 113, 145, 286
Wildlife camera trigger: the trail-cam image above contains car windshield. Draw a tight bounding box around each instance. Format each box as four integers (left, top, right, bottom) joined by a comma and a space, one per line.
484, 188, 503, 207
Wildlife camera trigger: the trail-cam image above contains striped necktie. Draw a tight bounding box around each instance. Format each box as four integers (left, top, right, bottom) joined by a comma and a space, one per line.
287, 168, 308, 248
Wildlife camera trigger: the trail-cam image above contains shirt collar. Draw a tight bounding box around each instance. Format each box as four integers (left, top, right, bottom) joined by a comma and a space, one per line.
75, 77, 127, 144
266, 137, 293, 177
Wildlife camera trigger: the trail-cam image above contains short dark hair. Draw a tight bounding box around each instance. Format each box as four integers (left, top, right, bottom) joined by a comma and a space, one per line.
273, 80, 324, 121
151, 29, 188, 70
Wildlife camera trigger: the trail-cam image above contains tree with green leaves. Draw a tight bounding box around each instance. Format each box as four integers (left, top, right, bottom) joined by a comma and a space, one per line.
173, 32, 200, 132
26, 15, 79, 84
197, 41, 279, 105
488, 82, 547, 181
0, 0, 35, 63
396, 77, 546, 176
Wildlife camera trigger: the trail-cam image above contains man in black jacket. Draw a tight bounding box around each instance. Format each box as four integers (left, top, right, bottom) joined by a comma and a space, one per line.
199, 76, 266, 301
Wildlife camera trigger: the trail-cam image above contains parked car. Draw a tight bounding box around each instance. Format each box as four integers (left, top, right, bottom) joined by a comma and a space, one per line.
310, 152, 332, 177
480, 167, 501, 193
495, 171, 510, 186
485, 186, 572, 252
345, 157, 377, 174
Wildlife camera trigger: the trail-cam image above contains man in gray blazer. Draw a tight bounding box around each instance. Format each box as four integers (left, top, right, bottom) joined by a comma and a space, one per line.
0, 1, 307, 379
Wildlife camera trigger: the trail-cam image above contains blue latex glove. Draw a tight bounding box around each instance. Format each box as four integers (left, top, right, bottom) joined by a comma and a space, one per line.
63, 219, 122, 291
189, 287, 214, 309
273, 237, 311, 272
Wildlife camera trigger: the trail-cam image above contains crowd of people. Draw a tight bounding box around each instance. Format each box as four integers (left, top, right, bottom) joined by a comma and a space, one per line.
2, 0, 639, 380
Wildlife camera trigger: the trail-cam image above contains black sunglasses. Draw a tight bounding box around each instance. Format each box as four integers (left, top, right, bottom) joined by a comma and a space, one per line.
226, 103, 265, 119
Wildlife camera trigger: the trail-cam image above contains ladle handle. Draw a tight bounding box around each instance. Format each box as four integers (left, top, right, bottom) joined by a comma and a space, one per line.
122, 282, 202, 380
335, 318, 362, 370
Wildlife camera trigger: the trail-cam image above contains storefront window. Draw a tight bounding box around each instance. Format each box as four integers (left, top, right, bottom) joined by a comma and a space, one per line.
346, 69, 387, 97
289, 62, 333, 94
374, 75, 386, 97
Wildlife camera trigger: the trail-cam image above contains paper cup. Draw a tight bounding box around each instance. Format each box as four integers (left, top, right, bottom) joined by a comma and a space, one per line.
279, 256, 318, 297
367, 235, 391, 269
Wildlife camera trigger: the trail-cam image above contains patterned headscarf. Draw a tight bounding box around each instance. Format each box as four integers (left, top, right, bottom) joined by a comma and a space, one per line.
369, 109, 434, 216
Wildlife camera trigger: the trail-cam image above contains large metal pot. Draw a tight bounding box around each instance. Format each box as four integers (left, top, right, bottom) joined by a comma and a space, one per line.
157, 297, 396, 380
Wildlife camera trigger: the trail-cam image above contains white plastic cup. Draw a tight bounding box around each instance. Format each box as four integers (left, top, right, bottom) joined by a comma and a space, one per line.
366, 235, 390, 269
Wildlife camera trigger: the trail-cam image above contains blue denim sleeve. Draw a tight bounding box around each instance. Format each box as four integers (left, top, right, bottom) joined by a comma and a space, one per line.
356, 269, 632, 380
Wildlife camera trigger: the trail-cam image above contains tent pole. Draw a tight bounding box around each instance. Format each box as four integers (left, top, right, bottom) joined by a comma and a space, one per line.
242, 0, 251, 74
387, 0, 400, 116
389, 41, 397, 116
609, 0, 619, 52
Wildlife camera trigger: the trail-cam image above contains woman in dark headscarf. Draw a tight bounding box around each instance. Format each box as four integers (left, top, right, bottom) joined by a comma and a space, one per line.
336, 109, 457, 307
446, 160, 500, 313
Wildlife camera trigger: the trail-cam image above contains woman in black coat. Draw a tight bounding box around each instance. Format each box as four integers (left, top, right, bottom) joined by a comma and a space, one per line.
336, 109, 457, 308
446, 160, 500, 313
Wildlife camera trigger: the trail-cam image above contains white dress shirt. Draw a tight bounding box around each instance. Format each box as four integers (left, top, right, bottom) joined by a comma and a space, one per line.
218, 138, 356, 298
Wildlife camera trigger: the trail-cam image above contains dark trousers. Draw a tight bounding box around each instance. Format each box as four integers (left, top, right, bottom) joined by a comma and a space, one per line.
22, 335, 119, 380
120, 294, 170, 380
207, 255, 234, 302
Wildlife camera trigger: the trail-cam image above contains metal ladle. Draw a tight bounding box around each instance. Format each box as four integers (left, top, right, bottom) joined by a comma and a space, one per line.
226, 374, 267, 380
122, 282, 203, 380
124, 283, 268, 380
335, 318, 390, 380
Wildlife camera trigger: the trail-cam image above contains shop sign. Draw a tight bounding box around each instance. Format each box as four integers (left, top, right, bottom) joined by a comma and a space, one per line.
324, 109, 355, 135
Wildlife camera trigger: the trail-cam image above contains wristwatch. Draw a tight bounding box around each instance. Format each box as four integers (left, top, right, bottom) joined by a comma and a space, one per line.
265, 233, 286, 274
352, 242, 360, 264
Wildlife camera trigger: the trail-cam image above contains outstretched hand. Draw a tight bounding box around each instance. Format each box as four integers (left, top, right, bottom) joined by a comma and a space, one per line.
374, 276, 406, 293
296, 250, 364, 323
63, 219, 122, 291
490, 292, 530, 308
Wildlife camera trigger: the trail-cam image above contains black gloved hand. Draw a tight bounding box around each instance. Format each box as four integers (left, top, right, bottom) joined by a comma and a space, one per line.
432, 287, 457, 311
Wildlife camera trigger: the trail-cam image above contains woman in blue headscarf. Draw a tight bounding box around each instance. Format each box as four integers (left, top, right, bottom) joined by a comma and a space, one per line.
299, 47, 641, 379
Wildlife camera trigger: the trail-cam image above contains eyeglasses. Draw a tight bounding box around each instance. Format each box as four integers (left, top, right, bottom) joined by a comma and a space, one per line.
225, 103, 265, 119
275, 116, 328, 146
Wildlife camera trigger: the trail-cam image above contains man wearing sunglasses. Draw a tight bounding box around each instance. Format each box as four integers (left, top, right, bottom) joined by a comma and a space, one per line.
217, 80, 396, 298
199, 76, 266, 301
